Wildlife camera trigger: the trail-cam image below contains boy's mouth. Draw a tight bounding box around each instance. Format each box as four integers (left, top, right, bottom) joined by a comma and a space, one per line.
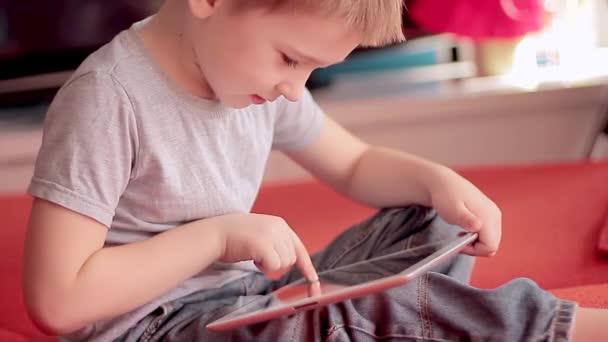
250, 94, 267, 104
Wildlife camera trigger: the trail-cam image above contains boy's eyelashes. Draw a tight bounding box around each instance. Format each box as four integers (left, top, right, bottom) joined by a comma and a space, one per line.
281, 53, 299, 69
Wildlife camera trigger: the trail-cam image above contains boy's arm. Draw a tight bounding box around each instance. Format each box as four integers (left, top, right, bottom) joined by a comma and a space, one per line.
24, 199, 224, 335
287, 116, 502, 257
286, 116, 441, 207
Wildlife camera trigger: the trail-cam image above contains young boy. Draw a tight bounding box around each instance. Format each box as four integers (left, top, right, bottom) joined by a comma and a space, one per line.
23, 0, 607, 341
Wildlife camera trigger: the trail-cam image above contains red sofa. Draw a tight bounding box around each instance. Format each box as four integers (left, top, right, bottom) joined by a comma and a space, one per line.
2, 161, 608, 341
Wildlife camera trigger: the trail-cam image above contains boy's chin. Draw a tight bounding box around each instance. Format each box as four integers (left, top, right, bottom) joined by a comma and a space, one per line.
221, 95, 265, 109
220, 96, 256, 109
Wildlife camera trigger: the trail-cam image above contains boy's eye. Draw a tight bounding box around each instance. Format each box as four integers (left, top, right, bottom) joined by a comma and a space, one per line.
281, 53, 299, 68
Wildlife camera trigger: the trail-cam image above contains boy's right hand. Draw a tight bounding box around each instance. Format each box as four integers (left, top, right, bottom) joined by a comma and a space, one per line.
210, 213, 319, 282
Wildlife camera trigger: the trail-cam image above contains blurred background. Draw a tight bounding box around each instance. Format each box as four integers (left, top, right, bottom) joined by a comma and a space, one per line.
1, 0, 608, 192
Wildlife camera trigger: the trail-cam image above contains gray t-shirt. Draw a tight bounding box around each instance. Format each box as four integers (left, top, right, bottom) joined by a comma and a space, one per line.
29, 20, 324, 341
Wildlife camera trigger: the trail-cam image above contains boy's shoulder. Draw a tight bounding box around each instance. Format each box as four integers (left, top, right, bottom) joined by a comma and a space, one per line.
66, 27, 146, 91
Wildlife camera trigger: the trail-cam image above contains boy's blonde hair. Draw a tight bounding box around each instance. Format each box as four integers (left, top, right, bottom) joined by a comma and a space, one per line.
238, 0, 406, 47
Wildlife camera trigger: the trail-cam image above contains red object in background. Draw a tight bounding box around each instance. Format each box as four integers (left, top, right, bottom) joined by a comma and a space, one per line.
408, 0, 545, 40
598, 211, 608, 255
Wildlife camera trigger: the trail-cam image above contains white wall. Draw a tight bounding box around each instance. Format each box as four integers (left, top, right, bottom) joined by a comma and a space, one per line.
265, 78, 608, 182
593, 0, 608, 47
595, 0, 608, 48
2, 78, 608, 192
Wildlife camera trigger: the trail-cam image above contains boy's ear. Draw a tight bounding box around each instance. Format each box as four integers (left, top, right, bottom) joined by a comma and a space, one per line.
188, 0, 224, 19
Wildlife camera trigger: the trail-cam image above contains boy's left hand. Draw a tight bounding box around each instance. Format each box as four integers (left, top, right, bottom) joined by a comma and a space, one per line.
427, 167, 502, 257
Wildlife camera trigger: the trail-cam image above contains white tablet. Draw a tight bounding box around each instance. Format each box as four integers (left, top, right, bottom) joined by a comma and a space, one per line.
206, 231, 477, 331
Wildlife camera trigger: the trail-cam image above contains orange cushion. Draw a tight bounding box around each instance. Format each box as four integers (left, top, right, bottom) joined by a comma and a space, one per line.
2, 161, 608, 339
552, 284, 608, 309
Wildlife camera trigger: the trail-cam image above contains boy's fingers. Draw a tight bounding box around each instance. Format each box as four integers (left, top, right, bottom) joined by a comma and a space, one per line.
255, 248, 282, 272
274, 237, 296, 268
458, 203, 500, 257
308, 279, 322, 297
462, 243, 493, 256
461, 203, 482, 231
461, 228, 499, 257
291, 233, 318, 282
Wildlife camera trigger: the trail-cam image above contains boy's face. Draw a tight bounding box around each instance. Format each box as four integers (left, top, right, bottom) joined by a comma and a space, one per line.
188, 2, 362, 108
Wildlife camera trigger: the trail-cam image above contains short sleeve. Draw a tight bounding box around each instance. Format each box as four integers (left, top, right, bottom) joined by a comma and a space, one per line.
272, 89, 325, 151
28, 72, 138, 227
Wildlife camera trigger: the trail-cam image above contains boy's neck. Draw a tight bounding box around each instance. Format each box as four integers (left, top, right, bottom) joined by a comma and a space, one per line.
138, 0, 217, 100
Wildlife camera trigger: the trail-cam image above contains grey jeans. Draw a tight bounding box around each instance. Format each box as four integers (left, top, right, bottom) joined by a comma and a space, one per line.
118, 206, 576, 341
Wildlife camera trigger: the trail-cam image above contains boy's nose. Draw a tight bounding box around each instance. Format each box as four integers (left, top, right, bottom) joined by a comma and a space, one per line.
277, 82, 304, 102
